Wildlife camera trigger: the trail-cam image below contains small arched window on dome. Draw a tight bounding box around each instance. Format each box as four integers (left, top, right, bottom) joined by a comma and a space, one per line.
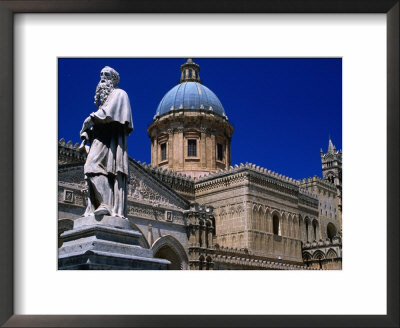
188, 139, 197, 157
160, 143, 167, 161
217, 143, 224, 161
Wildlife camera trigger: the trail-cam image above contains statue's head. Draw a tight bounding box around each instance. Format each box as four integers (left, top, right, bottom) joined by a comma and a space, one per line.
100, 66, 120, 87
94, 66, 120, 107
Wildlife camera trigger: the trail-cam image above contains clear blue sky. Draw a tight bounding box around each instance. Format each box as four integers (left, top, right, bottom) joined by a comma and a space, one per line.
58, 58, 342, 180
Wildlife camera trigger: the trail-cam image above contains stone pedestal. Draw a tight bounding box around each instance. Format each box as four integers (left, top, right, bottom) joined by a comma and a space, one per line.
58, 215, 170, 270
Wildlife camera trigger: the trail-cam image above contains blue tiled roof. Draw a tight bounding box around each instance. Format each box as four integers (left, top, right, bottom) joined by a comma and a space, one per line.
155, 82, 226, 118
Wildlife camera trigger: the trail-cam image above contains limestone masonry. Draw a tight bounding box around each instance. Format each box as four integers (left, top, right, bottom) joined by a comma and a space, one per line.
58, 59, 342, 270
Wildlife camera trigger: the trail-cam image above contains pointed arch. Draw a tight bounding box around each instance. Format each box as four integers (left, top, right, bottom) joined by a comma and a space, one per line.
232, 235, 237, 248
281, 212, 288, 236
221, 237, 226, 247
271, 210, 281, 236
252, 205, 258, 230
298, 215, 305, 241
257, 205, 263, 231
152, 235, 189, 270
302, 251, 312, 262
265, 208, 271, 233
312, 219, 320, 241
327, 222, 338, 242
313, 250, 325, 269
288, 214, 294, 238
293, 215, 299, 239
286, 214, 291, 237
304, 216, 311, 242
326, 248, 338, 259
313, 250, 325, 260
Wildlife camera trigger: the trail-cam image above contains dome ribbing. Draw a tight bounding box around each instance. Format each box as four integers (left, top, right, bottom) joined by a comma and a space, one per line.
154, 59, 227, 119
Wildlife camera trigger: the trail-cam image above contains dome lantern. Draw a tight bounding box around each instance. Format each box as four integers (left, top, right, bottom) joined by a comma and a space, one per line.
180, 58, 201, 83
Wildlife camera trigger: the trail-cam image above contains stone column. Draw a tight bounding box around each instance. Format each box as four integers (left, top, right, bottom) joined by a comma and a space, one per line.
194, 225, 200, 247
167, 128, 174, 169
307, 222, 312, 242
201, 224, 207, 248
207, 225, 213, 249
188, 221, 196, 246
211, 134, 216, 170
147, 224, 153, 246
225, 138, 229, 168
152, 138, 158, 166
312, 222, 317, 241
200, 127, 206, 169
205, 132, 211, 169
177, 127, 184, 170
269, 213, 273, 234
227, 137, 231, 167
317, 221, 322, 240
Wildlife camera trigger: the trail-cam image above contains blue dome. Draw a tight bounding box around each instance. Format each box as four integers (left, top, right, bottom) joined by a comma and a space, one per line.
155, 82, 226, 118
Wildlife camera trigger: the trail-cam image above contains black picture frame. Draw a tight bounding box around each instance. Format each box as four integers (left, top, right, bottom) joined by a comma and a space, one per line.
0, 1, 398, 327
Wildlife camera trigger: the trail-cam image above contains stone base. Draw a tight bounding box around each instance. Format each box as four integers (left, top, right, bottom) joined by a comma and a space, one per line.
58, 215, 170, 270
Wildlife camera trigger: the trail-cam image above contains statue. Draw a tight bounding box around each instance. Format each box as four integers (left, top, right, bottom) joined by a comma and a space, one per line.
79, 66, 133, 218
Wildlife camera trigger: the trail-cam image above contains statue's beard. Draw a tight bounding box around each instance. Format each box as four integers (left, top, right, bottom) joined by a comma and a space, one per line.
94, 80, 114, 107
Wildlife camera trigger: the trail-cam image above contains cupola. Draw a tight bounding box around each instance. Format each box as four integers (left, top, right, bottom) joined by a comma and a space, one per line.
148, 59, 234, 178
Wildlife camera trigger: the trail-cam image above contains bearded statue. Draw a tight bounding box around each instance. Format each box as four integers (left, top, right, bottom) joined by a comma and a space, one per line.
79, 66, 134, 218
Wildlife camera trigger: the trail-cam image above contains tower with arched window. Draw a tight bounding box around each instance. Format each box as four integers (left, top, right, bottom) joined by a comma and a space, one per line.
320, 137, 342, 214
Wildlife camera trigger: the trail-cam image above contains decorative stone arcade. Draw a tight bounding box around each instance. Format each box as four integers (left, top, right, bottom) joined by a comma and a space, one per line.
185, 203, 216, 270
148, 59, 234, 178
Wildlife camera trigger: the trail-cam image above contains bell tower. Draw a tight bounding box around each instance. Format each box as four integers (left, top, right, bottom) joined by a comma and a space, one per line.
321, 137, 342, 212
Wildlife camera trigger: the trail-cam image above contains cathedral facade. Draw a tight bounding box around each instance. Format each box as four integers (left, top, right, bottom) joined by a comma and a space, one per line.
58, 59, 342, 270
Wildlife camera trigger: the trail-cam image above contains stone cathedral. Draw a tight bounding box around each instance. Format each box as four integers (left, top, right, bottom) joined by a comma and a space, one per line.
58, 59, 342, 270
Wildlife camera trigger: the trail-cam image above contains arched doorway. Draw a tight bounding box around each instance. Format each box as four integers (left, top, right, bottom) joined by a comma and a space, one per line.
154, 245, 182, 270
152, 235, 189, 270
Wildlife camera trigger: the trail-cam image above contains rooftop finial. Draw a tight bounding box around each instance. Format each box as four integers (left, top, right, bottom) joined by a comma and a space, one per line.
328, 137, 336, 153
180, 58, 201, 83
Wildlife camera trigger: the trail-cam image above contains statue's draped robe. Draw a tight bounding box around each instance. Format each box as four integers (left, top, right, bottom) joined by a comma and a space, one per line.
82, 88, 133, 217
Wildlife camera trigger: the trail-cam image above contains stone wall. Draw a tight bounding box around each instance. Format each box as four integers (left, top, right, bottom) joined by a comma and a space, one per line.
300, 176, 341, 242
148, 110, 233, 177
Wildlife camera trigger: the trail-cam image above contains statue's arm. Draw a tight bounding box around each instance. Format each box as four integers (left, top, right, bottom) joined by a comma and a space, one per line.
80, 116, 93, 136
90, 108, 114, 124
